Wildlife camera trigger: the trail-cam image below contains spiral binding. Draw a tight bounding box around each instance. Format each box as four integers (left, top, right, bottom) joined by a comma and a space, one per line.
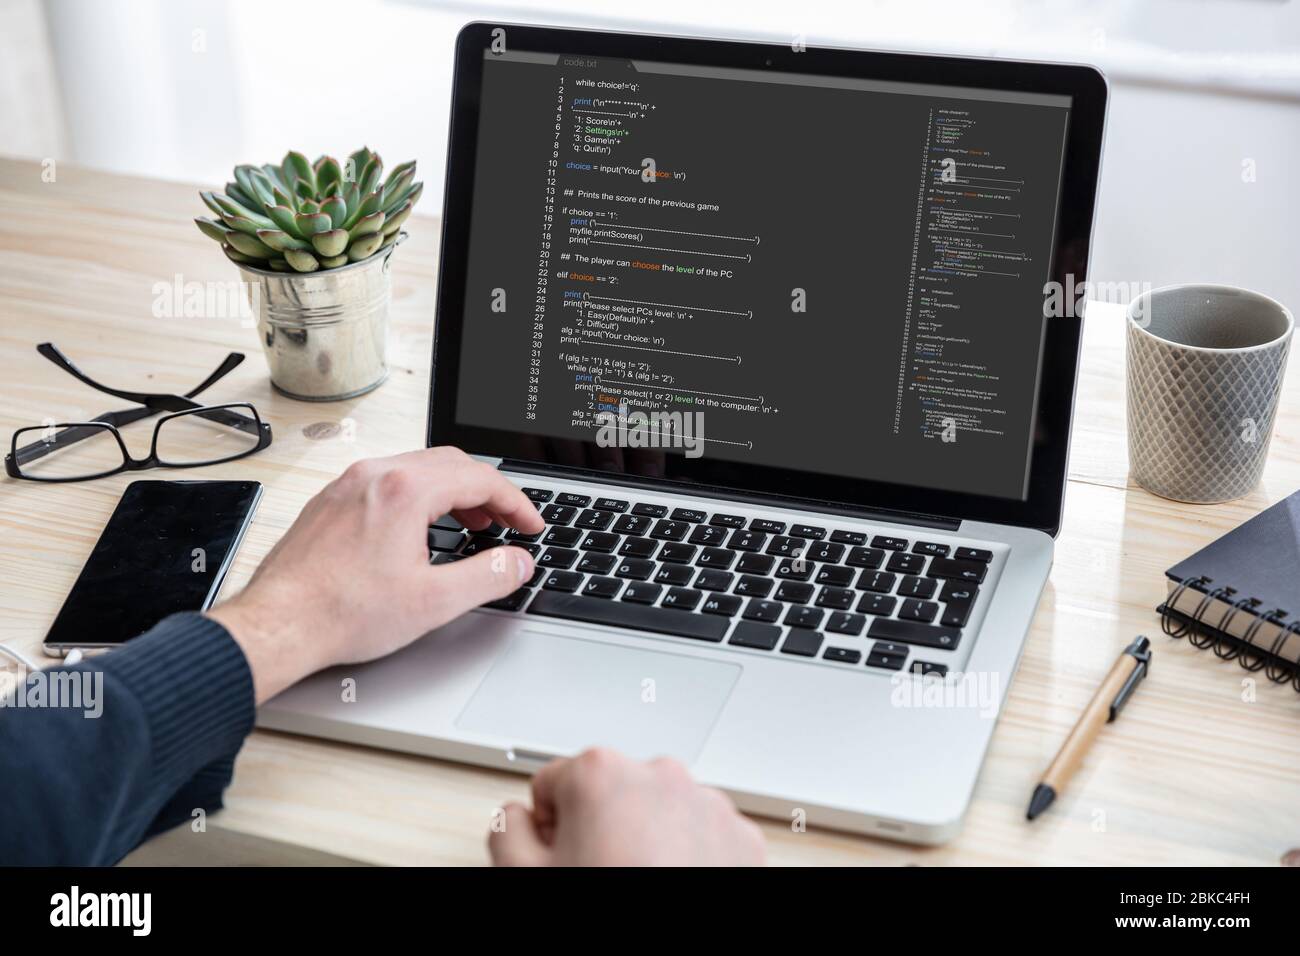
1158, 574, 1300, 693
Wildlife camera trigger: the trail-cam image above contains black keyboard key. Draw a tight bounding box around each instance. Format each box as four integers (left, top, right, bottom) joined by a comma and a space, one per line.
582, 576, 623, 599
694, 569, 735, 592
926, 557, 988, 584
823, 647, 862, 665
479, 523, 505, 537
581, 531, 620, 553
941, 600, 975, 629
670, 507, 707, 523
631, 502, 668, 517
911, 660, 948, 678
612, 514, 652, 535
815, 587, 856, 610
727, 530, 767, 553
688, 524, 728, 546
432, 514, 463, 531
429, 552, 464, 565
789, 524, 826, 540
594, 497, 629, 513
462, 536, 503, 556
899, 575, 938, 599
887, 553, 927, 574
866, 650, 907, 670
845, 547, 885, 569
734, 575, 773, 598
519, 543, 542, 557
873, 641, 910, 657
775, 559, 815, 582
542, 570, 583, 592
775, 581, 814, 604
661, 587, 701, 611
735, 553, 775, 575
784, 606, 824, 629
700, 593, 742, 616
955, 546, 993, 564
538, 547, 579, 569
814, 565, 855, 588
766, 535, 805, 558
540, 504, 576, 524
857, 593, 897, 616
695, 547, 735, 570
577, 553, 618, 575
942, 581, 979, 602
856, 570, 896, 593
830, 529, 866, 545
729, 621, 782, 651
710, 513, 746, 528
428, 528, 464, 552
867, 618, 961, 650
826, 612, 866, 636
806, 541, 845, 563
557, 492, 591, 507
912, 541, 950, 557
522, 487, 553, 503
575, 509, 614, 531
485, 588, 530, 611
524, 567, 545, 587
659, 543, 697, 564
750, 518, 785, 534
872, 535, 908, 551
899, 599, 939, 623
528, 590, 727, 642
622, 582, 662, 604
543, 526, 583, 548
781, 630, 823, 657
743, 599, 783, 623
619, 537, 658, 559
616, 558, 656, 580
650, 519, 689, 541
504, 528, 542, 543
654, 564, 694, 586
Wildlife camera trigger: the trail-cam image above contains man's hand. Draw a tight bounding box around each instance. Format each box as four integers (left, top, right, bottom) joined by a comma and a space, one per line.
209, 447, 543, 703
488, 748, 766, 866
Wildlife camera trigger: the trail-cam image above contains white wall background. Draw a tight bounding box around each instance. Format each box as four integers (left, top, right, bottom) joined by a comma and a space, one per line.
5, 0, 1299, 306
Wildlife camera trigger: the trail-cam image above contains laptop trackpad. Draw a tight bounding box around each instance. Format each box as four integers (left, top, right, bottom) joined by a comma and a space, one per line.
456, 630, 741, 764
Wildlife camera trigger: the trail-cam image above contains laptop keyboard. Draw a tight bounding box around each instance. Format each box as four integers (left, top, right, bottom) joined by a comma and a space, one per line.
429, 486, 996, 676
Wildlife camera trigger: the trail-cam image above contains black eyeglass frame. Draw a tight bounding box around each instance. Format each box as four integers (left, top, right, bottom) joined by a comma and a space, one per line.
5, 343, 273, 482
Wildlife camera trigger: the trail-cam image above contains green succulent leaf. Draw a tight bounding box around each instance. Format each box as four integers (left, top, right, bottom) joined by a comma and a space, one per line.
383, 181, 422, 217
294, 178, 316, 202
284, 249, 320, 273
347, 232, 384, 261
200, 190, 226, 216
319, 254, 348, 269
272, 185, 296, 211
256, 228, 312, 252
261, 164, 288, 192
310, 229, 349, 257
225, 181, 257, 209
380, 168, 414, 208
348, 210, 385, 240
222, 243, 258, 265
268, 258, 291, 271
226, 231, 277, 259
283, 151, 316, 195
321, 195, 347, 229
213, 194, 275, 228
294, 212, 332, 236
381, 201, 412, 236
346, 147, 372, 184
342, 182, 360, 219
344, 190, 382, 230
298, 198, 320, 215
264, 204, 304, 238
358, 155, 383, 196
316, 157, 342, 195
382, 160, 415, 190
219, 214, 265, 237
194, 216, 231, 243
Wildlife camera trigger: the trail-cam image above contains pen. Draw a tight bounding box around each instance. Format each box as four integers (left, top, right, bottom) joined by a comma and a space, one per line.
1026, 635, 1152, 821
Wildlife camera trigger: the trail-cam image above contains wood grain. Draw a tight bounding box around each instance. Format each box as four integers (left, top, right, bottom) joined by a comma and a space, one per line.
2, 158, 1298, 866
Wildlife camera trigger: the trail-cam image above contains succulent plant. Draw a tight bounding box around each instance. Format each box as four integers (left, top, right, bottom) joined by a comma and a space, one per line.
195, 147, 422, 273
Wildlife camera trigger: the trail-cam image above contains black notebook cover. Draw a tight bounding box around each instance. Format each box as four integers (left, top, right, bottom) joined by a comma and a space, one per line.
1166, 490, 1300, 612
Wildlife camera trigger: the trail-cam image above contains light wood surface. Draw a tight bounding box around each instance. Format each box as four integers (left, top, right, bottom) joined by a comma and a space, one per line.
2, 157, 1298, 866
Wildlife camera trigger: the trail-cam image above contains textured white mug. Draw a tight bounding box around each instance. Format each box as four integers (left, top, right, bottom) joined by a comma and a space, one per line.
1126, 284, 1293, 503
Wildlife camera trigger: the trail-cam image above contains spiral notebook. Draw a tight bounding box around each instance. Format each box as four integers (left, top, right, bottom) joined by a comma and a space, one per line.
1157, 489, 1300, 692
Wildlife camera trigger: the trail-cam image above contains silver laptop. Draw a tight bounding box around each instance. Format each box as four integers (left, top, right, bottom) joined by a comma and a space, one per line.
260, 23, 1107, 843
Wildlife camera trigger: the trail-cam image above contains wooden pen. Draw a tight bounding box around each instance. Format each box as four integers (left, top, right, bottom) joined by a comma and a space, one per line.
1027, 635, 1152, 820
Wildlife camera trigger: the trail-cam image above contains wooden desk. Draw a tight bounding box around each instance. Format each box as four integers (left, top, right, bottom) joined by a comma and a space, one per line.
2, 158, 1297, 866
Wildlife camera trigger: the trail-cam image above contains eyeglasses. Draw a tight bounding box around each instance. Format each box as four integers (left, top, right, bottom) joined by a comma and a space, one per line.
5, 343, 273, 482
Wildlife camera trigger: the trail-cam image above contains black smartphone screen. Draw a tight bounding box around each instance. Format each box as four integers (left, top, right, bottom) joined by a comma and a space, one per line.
44, 480, 262, 649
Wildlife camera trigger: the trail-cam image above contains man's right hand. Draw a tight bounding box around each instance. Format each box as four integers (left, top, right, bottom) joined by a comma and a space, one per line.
488, 748, 767, 866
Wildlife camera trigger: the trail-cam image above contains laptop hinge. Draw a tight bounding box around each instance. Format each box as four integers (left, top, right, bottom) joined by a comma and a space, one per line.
498, 460, 961, 532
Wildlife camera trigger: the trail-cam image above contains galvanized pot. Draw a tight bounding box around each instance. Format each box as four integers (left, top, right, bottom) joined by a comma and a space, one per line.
235, 235, 403, 401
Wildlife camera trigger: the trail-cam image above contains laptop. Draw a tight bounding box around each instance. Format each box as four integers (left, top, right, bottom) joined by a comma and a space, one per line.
259, 23, 1106, 843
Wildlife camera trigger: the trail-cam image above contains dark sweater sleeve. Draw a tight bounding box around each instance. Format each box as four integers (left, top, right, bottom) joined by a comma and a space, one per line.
0, 612, 255, 865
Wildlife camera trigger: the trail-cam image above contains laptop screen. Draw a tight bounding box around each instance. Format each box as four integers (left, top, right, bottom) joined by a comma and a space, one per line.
451, 45, 1076, 504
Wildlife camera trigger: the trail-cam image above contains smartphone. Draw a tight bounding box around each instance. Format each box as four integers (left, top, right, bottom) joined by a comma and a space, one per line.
42, 479, 262, 656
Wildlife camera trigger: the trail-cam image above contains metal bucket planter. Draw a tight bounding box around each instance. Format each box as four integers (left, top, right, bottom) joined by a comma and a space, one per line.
235, 236, 403, 401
